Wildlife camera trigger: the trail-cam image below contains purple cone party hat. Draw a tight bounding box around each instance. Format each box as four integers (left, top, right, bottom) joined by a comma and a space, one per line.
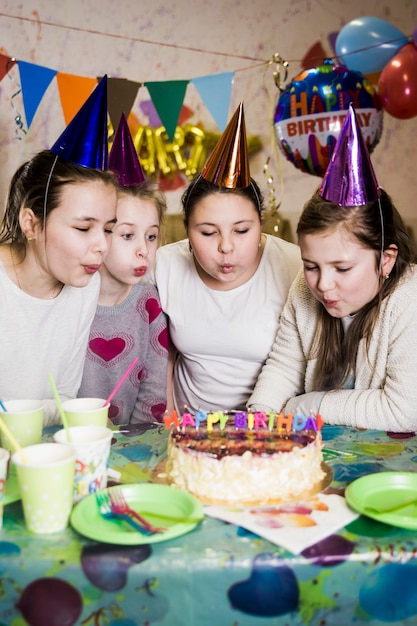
109, 112, 146, 186
319, 103, 380, 206
201, 102, 250, 188
50, 75, 109, 170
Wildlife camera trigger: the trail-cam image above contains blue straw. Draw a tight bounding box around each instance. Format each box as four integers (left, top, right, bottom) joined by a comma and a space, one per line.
0, 400, 7, 412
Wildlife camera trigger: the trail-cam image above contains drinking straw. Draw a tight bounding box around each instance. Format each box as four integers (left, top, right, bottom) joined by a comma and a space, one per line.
105, 357, 139, 406
0, 416, 30, 463
0, 400, 7, 412
48, 373, 72, 442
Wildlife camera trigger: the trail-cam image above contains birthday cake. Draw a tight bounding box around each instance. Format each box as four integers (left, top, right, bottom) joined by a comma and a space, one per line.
164, 410, 325, 507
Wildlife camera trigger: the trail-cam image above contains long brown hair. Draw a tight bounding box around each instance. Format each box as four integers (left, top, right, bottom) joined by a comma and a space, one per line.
296, 188, 417, 390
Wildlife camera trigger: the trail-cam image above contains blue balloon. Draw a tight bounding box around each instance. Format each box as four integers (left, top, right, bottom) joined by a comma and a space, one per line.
336, 17, 409, 74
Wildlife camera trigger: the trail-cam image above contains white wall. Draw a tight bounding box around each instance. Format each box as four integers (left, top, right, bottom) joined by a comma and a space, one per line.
0, 0, 416, 238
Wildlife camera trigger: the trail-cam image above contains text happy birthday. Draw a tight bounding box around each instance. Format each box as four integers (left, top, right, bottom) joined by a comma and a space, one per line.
164, 410, 324, 432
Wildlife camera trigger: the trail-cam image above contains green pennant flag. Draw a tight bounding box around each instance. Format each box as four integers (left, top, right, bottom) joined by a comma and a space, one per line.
145, 80, 188, 141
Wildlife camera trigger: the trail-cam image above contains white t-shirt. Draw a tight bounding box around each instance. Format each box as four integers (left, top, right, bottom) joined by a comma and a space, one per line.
0, 261, 100, 425
155, 235, 301, 413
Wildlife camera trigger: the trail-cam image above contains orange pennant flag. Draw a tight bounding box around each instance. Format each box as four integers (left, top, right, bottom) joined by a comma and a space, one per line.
56, 73, 98, 125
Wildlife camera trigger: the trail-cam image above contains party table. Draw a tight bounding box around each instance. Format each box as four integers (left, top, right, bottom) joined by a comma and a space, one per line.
2, 423, 417, 626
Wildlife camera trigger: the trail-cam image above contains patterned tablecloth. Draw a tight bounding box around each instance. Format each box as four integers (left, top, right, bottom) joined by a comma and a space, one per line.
2, 423, 417, 626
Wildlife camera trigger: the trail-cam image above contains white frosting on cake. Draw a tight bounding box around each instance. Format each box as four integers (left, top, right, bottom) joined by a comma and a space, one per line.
167, 428, 324, 506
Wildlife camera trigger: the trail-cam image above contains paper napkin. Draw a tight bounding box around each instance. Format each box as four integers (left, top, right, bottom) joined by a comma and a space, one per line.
204, 493, 358, 554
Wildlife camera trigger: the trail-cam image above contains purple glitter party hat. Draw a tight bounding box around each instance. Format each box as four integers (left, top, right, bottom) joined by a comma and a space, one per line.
109, 112, 146, 186
201, 102, 250, 188
319, 103, 380, 206
50, 75, 109, 170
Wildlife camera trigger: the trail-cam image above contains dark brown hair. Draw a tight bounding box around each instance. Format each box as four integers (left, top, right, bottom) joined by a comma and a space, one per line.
181, 175, 264, 227
0, 150, 116, 249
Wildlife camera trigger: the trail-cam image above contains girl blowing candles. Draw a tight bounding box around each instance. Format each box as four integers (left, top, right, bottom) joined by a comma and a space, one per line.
155, 103, 301, 414
0, 77, 117, 426
248, 104, 417, 432
79, 114, 168, 425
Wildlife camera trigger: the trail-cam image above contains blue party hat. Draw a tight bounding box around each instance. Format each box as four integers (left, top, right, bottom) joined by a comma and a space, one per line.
109, 113, 146, 185
319, 103, 380, 206
50, 75, 109, 170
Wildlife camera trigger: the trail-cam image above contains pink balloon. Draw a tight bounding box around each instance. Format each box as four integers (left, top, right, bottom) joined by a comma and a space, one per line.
378, 43, 417, 119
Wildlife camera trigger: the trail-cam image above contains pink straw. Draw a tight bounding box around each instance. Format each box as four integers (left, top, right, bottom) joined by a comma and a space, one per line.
104, 357, 139, 406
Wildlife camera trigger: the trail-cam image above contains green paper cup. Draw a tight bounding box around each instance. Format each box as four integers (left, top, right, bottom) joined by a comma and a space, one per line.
53, 426, 113, 503
12, 443, 76, 534
0, 448, 10, 528
0, 400, 44, 453
62, 398, 109, 427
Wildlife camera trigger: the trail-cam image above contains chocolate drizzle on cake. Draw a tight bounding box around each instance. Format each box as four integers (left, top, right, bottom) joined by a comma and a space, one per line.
170, 426, 316, 460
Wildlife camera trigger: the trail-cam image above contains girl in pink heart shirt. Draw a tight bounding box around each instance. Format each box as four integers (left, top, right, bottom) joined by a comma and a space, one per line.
79, 183, 168, 424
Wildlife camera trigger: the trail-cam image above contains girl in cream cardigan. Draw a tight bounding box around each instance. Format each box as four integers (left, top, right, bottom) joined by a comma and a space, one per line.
248, 186, 417, 433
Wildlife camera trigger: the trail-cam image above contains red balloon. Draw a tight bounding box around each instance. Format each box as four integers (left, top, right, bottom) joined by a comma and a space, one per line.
378, 43, 417, 119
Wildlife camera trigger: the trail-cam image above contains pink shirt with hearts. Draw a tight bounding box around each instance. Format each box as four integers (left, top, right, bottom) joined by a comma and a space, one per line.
79, 282, 168, 424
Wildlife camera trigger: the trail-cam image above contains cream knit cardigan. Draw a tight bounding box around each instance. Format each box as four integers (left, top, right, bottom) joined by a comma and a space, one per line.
248, 265, 417, 432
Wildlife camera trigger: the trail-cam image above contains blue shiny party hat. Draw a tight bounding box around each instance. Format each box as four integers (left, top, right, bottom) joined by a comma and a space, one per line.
319, 103, 380, 206
109, 112, 146, 185
50, 75, 108, 170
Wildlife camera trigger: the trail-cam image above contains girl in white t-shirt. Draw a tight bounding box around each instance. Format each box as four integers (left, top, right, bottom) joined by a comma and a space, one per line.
156, 175, 301, 414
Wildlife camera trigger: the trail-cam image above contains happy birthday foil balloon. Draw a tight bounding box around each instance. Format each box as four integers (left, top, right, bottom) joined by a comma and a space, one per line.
274, 60, 383, 177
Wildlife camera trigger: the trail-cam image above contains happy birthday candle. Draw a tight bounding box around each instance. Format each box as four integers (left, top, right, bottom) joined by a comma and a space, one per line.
234, 412, 247, 429
254, 412, 268, 430
181, 413, 195, 429
207, 412, 220, 432
164, 410, 180, 429
276, 412, 293, 431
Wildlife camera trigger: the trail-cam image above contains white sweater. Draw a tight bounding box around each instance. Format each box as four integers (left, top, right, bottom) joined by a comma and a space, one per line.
248, 266, 417, 432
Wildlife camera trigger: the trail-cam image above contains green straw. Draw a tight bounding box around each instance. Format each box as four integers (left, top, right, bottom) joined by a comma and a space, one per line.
0, 416, 30, 463
48, 373, 72, 442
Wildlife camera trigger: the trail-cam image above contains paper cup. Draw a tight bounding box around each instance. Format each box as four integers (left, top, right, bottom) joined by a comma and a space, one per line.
0, 448, 10, 528
62, 398, 109, 427
0, 400, 44, 453
12, 443, 76, 534
53, 426, 113, 503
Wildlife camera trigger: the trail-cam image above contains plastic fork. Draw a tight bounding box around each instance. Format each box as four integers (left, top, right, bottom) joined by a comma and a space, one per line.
108, 489, 166, 533
95, 492, 153, 535
365, 498, 417, 516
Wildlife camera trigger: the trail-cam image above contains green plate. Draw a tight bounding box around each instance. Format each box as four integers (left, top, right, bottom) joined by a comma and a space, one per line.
4, 473, 21, 505
345, 472, 417, 529
70, 483, 204, 544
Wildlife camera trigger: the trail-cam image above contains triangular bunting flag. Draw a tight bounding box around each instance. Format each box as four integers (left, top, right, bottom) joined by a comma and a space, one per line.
0, 54, 16, 83
144, 80, 188, 142
107, 77, 141, 135
56, 73, 98, 125
191, 72, 234, 131
17, 60, 57, 128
